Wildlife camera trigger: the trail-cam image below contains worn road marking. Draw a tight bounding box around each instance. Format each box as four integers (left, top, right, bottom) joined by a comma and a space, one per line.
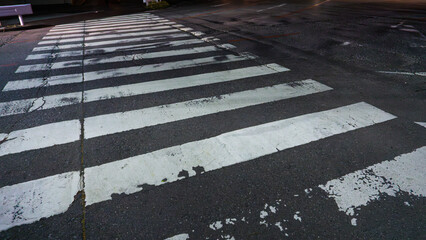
50, 17, 161, 30
38, 27, 188, 45
50, 18, 165, 32
17, 45, 233, 72
0, 80, 330, 156
278, 0, 330, 18
415, 122, 426, 128
228, 32, 300, 42
164, 233, 190, 240
0, 64, 289, 117
26, 38, 206, 60
32, 33, 191, 52
0, 171, 81, 232
46, 20, 173, 36
213, 3, 230, 7
52, 17, 162, 27
43, 25, 177, 40
0, 102, 395, 231
257, 3, 286, 12
377, 71, 426, 77
6, 53, 255, 91
319, 146, 426, 218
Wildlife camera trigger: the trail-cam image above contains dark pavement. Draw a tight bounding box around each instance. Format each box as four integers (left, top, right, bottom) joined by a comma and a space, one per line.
0, 0, 425, 239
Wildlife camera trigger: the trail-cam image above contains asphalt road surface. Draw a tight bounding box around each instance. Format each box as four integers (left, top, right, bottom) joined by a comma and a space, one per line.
0, 0, 425, 239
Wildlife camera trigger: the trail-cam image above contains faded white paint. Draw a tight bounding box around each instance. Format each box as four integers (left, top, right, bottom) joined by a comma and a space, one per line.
293, 212, 302, 222
0, 172, 80, 232
26, 38, 204, 60
319, 146, 426, 216
38, 27, 186, 45
257, 3, 286, 12
45, 22, 175, 38
17, 45, 234, 72
5, 53, 254, 91
164, 233, 190, 240
32, 33, 190, 52
47, 20, 171, 35
377, 71, 426, 77
43, 25, 177, 40
50, 19, 167, 33
210, 221, 223, 230
1, 64, 290, 117
0, 80, 330, 156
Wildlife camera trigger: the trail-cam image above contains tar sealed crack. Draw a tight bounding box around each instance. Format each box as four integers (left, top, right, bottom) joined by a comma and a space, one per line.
79, 20, 88, 240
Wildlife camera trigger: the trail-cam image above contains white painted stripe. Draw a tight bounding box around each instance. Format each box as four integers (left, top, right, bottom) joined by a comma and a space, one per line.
57, 17, 161, 26
377, 71, 426, 77
85, 16, 159, 23
213, 3, 230, 7
18, 45, 232, 72
50, 18, 165, 32
0, 64, 290, 117
319, 146, 426, 216
0, 80, 331, 157
46, 20, 172, 35
0, 92, 82, 117
38, 28, 185, 45
165, 233, 190, 240
48, 19, 170, 34
257, 3, 287, 12
0, 102, 395, 231
52, 19, 167, 31
26, 38, 205, 60
32, 33, 190, 52
6, 53, 253, 91
85, 15, 156, 23
3, 74, 82, 92
51, 17, 161, 30
83, 103, 394, 204
0, 171, 81, 232
44, 24, 176, 40
415, 122, 426, 128
57, 15, 160, 23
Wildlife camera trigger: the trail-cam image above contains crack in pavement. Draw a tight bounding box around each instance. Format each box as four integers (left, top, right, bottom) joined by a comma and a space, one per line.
78, 20, 87, 240
0, 36, 62, 145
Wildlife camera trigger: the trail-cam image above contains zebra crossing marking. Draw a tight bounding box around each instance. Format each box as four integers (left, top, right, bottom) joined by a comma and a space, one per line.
6, 53, 255, 91
46, 20, 173, 35
17, 45, 235, 73
0, 102, 395, 231
31, 33, 191, 52
319, 146, 426, 217
51, 17, 163, 28
1, 64, 289, 117
43, 25, 178, 40
38, 28, 187, 45
26, 38, 208, 60
49, 18, 166, 32
0, 80, 330, 157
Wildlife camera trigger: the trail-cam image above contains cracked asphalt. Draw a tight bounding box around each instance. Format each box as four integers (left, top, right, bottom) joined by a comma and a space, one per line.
0, 0, 425, 239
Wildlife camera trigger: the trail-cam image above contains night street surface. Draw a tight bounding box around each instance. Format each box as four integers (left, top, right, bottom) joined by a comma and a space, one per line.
0, 0, 425, 239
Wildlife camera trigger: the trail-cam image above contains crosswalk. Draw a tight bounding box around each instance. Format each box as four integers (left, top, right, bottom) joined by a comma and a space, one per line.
0, 12, 424, 236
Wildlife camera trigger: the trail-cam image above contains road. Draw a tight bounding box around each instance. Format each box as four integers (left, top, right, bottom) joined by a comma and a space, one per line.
0, 0, 425, 239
